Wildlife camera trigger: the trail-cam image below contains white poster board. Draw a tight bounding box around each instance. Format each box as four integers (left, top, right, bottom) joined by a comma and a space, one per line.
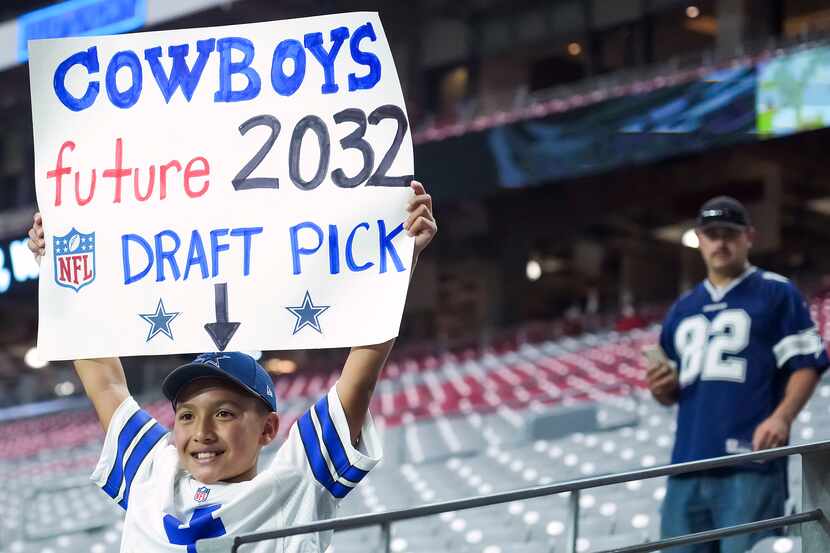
29, 12, 415, 360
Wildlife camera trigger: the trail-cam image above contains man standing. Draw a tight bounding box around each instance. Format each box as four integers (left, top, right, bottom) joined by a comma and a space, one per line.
647, 196, 828, 553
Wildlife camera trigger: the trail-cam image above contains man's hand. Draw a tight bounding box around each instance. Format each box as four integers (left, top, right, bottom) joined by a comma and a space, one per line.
752, 413, 790, 451
751, 368, 818, 451
406, 181, 437, 260
646, 361, 679, 406
27, 212, 45, 265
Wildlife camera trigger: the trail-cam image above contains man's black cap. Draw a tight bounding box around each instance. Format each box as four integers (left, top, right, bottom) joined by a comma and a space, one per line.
696, 196, 751, 229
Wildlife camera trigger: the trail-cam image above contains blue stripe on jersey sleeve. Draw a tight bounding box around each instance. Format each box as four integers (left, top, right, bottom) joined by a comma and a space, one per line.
117, 422, 167, 509
313, 395, 368, 484
102, 410, 152, 499
297, 411, 351, 498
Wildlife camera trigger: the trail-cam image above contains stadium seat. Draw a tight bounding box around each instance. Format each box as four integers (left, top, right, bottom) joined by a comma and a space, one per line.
3, 320, 828, 553
750, 536, 801, 553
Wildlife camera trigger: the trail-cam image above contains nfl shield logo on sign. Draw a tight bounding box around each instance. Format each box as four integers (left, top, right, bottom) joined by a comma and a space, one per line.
53, 228, 95, 292
194, 486, 210, 503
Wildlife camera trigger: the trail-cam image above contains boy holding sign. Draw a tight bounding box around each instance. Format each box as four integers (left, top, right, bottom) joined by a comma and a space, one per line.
26, 181, 436, 553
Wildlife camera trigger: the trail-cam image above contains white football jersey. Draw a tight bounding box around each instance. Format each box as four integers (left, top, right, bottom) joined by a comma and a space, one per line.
91, 383, 381, 553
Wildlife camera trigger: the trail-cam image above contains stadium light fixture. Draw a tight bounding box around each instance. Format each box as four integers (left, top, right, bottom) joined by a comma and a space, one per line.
681, 228, 699, 249
526, 260, 542, 281
264, 358, 298, 374
24, 346, 48, 369
54, 381, 75, 396
567, 42, 582, 56
807, 197, 830, 215
686, 5, 700, 18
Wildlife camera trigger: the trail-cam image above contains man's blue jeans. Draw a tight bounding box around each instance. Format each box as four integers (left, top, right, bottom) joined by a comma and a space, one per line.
660, 467, 787, 553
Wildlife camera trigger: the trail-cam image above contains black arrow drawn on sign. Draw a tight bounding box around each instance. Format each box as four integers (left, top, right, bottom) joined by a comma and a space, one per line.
204, 283, 240, 351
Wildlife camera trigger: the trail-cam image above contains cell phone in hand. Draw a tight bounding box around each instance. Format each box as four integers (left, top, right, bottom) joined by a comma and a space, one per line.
641, 345, 668, 366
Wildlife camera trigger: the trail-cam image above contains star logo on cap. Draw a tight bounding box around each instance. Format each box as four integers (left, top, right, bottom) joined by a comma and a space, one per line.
285, 291, 330, 335
194, 353, 230, 368
139, 299, 181, 342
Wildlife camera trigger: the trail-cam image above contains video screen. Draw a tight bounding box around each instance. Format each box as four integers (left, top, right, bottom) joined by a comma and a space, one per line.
757, 46, 830, 137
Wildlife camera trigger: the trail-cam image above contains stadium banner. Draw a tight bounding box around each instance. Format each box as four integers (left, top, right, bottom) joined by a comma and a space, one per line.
17, 0, 147, 63
488, 66, 758, 189
416, 65, 758, 198
0, 235, 39, 297
29, 12, 415, 360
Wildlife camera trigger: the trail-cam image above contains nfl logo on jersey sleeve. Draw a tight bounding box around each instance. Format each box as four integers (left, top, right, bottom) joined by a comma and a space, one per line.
53, 228, 95, 292
194, 486, 210, 503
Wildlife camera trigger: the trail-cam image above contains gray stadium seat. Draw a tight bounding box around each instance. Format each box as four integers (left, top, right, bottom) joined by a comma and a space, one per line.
2, 324, 825, 553
750, 536, 801, 553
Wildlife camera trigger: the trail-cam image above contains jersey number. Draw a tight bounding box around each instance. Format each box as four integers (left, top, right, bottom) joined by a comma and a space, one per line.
674, 309, 751, 386
164, 505, 227, 551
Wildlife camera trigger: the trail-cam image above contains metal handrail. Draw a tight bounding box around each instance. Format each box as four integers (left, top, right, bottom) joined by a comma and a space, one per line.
598, 510, 822, 553
231, 440, 830, 552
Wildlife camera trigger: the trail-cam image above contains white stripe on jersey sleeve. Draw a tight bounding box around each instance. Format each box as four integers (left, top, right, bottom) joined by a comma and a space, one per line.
308, 405, 358, 489
89, 396, 169, 509
327, 384, 382, 473
762, 271, 790, 283
774, 328, 823, 368
276, 384, 383, 500
109, 418, 161, 504
90, 396, 142, 489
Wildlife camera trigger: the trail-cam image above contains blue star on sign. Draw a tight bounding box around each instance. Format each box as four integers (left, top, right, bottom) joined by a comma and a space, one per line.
139, 298, 181, 342
285, 291, 330, 335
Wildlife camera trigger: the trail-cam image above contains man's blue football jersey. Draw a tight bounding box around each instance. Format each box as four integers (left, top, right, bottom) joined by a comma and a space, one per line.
659, 266, 828, 467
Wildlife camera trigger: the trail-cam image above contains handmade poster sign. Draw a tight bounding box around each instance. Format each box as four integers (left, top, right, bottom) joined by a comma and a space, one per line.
29, 12, 415, 360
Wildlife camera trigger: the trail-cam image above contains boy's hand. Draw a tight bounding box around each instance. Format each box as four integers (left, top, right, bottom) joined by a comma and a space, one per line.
27, 212, 45, 265
405, 180, 437, 259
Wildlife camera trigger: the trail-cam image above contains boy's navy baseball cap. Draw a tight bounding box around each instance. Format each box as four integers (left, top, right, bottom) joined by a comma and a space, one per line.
696, 196, 751, 229
162, 352, 277, 412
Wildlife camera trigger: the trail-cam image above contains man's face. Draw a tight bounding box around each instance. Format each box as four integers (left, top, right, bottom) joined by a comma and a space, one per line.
696, 225, 754, 275
173, 378, 278, 484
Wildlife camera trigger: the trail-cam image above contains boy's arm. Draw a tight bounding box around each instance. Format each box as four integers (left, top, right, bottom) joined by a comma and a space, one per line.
27, 213, 131, 431
74, 358, 130, 431
336, 181, 436, 443
336, 339, 395, 443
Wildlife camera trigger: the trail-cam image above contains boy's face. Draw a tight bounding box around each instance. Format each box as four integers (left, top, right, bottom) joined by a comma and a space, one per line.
172, 378, 279, 484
